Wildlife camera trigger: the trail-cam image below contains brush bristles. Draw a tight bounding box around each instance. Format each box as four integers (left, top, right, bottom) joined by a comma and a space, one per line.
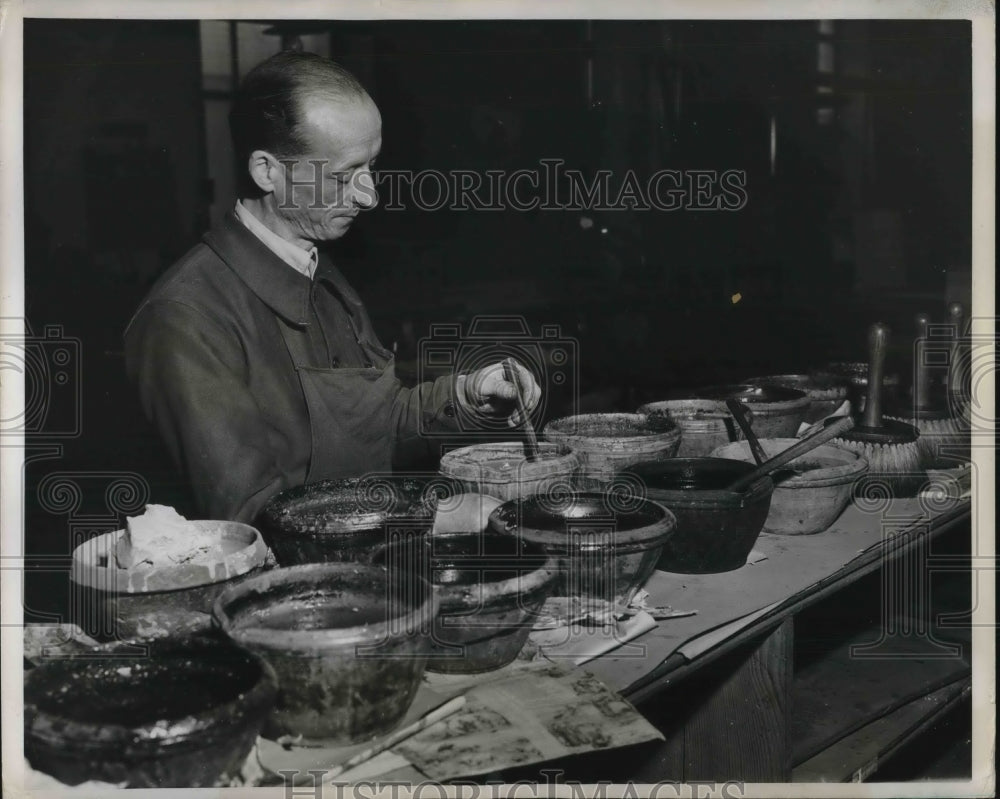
898, 415, 972, 469
834, 434, 926, 498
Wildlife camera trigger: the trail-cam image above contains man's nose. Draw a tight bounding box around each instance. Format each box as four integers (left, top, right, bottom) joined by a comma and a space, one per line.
351, 170, 378, 210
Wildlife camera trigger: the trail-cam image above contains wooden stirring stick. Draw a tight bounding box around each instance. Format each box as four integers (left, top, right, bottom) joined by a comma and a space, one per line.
503, 357, 540, 461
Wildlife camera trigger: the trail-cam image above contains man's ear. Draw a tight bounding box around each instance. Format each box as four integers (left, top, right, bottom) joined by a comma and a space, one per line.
247, 150, 280, 194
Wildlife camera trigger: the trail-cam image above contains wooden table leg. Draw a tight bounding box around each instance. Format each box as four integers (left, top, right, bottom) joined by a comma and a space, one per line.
632, 617, 794, 782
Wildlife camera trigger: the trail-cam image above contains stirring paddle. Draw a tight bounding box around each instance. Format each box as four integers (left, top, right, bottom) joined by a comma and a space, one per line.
725, 398, 767, 465
725, 415, 856, 493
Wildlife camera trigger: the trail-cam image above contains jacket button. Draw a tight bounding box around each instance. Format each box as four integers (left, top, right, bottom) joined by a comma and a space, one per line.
331, 357, 340, 367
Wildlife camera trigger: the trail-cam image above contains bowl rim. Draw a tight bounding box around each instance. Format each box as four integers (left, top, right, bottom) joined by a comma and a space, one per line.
543, 412, 680, 442
374, 531, 561, 612
710, 439, 870, 487
212, 562, 440, 652
23, 637, 278, 752
69, 521, 268, 593
486, 492, 678, 552
621, 458, 775, 508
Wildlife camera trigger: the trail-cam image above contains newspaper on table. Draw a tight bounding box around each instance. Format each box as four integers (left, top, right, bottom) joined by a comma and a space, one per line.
398, 661, 663, 781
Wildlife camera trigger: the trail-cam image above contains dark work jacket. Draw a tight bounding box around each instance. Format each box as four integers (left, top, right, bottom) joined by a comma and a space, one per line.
124, 212, 459, 523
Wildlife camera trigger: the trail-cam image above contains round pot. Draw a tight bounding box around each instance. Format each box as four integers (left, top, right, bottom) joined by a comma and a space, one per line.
24, 636, 277, 788
624, 458, 774, 573
710, 439, 869, 535
255, 475, 460, 566
744, 374, 850, 423
69, 522, 268, 642
637, 399, 751, 458
374, 531, 559, 673
488, 491, 676, 604
543, 413, 682, 488
668, 385, 811, 439
439, 442, 580, 502
212, 562, 437, 743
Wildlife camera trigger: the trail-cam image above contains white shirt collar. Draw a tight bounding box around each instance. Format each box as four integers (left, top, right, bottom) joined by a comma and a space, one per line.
234, 201, 319, 280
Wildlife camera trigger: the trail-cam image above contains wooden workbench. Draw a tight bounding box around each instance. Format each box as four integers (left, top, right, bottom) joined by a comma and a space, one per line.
532, 493, 974, 783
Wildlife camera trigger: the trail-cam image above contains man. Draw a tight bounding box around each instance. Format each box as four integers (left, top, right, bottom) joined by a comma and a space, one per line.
125, 51, 540, 523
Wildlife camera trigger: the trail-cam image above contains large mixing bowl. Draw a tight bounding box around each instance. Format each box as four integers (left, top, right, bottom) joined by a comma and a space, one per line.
212, 562, 437, 743
711, 439, 869, 535
69, 521, 268, 642
543, 413, 682, 488
488, 491, 676, 604
637, 399, 751, 458
666, 385, 811, 439
624, 459, 774, 573
439, 442, 579, 502
255, 475, 461, 565
744, 374, 849, 423
24, 635, 277, 788
375, 531, 559, 673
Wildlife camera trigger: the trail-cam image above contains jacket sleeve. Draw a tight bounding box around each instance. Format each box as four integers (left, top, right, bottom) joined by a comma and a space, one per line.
124, 299, 293, 523
387, 372, 466, 469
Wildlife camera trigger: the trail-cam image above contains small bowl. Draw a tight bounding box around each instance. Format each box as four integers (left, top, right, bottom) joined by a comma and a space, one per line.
744, 374, 850, 423
439, 442, 580, 502
666, 384, 811, 439
488, 491, 676, 604
637, 399, 751, 458
24, 636, 277, 788
624, 459, 773, 573
69, 521, 268, 642
212, 562, 437, 743
543, 413, 682, 487
375, 531, 559, 673
256, 475, 461, 565
710, 439, 869, 535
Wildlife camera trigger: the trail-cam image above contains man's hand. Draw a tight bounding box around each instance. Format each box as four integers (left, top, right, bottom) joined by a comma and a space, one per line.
459, 360, 542, 427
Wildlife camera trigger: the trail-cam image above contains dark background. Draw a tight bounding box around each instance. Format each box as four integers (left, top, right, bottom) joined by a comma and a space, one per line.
21, 19, 971, 621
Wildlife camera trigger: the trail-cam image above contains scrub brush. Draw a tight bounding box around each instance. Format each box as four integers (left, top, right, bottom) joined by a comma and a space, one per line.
833, 322, 927, 498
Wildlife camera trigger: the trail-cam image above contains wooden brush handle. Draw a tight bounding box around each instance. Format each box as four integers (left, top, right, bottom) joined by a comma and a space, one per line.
914, 313, 932, 411
726, 415, 856, 493
725, 398, 767, 465
503, 357, 540, 460
862, 322, 889, 428
947, 302, 965, 398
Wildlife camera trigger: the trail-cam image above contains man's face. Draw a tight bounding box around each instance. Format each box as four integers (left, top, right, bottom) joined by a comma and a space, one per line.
272, 94, 382, 243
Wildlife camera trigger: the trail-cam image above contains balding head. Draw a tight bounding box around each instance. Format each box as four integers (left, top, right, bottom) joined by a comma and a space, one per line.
229, 51, 374, 194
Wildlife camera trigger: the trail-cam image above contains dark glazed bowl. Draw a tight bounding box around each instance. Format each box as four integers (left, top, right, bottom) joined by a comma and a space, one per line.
625, 458, 774, 573
488, 491, 676, 604
255, 475, 461, 565
212, 562, 437, 743
23, 636, 277, 788
375, 531, 559, 673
